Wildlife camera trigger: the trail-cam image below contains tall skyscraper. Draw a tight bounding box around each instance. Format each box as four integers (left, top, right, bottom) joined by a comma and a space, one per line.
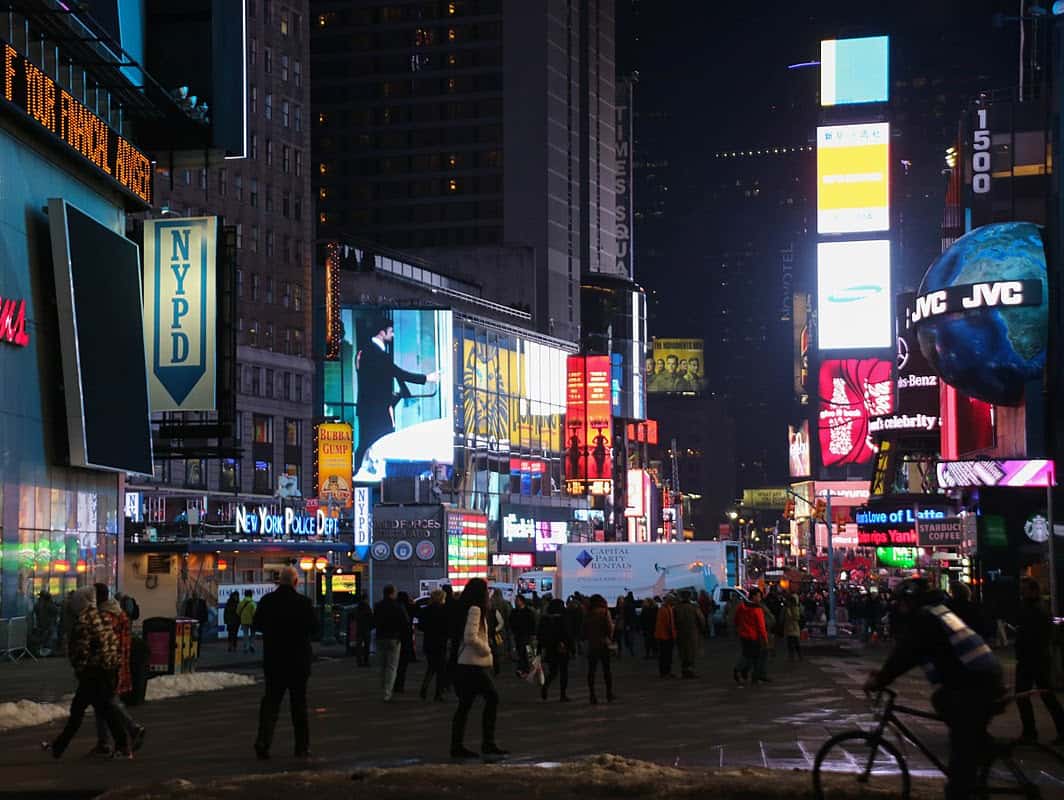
311, 0, 619, 343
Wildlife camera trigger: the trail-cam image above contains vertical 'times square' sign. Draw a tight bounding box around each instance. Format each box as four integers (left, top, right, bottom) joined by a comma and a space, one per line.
143, 217, 217, 411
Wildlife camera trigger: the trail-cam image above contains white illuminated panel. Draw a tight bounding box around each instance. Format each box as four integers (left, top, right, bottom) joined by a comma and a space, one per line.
817, 240, 892, 350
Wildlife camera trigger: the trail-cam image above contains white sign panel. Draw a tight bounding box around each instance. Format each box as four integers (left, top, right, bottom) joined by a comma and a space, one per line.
143, 216, 218, 411
354, 487, 371, 549
817, 240, 892, 350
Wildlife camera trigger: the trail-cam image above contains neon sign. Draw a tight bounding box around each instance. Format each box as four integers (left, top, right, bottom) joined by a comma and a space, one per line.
2, 39, 153, 206
0, 295, 29, 346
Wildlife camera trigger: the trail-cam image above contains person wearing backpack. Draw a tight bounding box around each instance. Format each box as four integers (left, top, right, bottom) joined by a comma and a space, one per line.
238, 590, 258, 654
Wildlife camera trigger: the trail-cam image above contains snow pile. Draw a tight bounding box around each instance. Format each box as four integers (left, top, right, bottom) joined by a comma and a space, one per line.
145, 671, 255, 701
0, 699, 68, 732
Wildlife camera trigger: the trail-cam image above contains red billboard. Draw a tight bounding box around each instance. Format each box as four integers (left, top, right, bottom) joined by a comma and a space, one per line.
565, 355, 613, 495
818, 359, 893, 467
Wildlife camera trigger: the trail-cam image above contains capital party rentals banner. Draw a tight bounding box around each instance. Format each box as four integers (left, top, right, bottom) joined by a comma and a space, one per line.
143, 217, 217, 411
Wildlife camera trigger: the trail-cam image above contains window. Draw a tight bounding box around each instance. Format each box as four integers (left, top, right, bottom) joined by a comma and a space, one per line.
235, 222, 243, 249
250, 178, 258, 207
266, 230, 275, 257
295, 239, 303, 264
253, 414, 273, 443
265, 322, 274, 351
250, 36, 257, 65
294, 106, 302, 132
294, 198, 302, 220
250, 225, 259, 252
280, 10, 289, 36
250, 359, 260, 387
295, 371, 303, 401
295, 150, 303, 176
251, 273, 260, 301
250, 133, 258, 159
292, 283, 302, 311
265, 184, 273, 212
282, 100, 289, 128
293, 329, 303, 358
266, 138, 273, 166
220, 459, 240, 493
234, 410, 243, 441
264, 47, 272, 74
263, 0, 271, 23
250, 84, 257, 114
266, 368, 276, 398
283, 374, 293, 401
282, 145, 290, 173
198, 168, 207, 189
284, 327, 292, 354
281, 54, 289, 81
236, 269, 243, 298
292, 12, 301, 38
218, 168, 227, 196
266, 276, 274, 303
293, 60, 302, 87
253, 460, 272, 495
237, 317, 244, 344
283, 235, 291, 262
282, 281, 291, 307
235, 174, 243, 201
185, 459, 206, 489
282, 192, 290, 218
265, 93, 272, 120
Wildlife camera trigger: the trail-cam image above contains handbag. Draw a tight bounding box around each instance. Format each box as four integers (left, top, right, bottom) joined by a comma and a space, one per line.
525, 655, 545, 686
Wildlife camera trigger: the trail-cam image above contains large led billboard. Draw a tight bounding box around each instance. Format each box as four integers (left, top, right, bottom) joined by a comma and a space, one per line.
817, 240, 892, 350
648, 338, 704, 393
788, 421, 811, 478
565, 355, 613, 495
821, 36, 889, 106
817, 122, 889, 233
818, 359, 893, 467
323, 308, 454, 482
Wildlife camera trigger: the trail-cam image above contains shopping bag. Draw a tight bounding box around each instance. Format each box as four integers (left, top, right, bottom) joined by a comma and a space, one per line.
525, 654, 545, 687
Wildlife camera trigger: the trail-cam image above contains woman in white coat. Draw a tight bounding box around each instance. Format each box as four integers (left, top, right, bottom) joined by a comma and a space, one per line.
450, 578, 509, 760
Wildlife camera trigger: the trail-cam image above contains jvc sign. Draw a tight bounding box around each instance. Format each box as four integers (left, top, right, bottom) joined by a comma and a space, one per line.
143, 217, 217, 411
911, 279, 1042, 324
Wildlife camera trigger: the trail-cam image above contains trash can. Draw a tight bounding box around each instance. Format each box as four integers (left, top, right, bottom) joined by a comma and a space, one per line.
141, 617, 201, 676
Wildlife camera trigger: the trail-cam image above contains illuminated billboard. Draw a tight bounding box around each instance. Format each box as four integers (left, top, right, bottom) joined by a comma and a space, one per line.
446, 510, 488, 589
648, 338, 704, 393
322, 308, 454, 482
817, 122, 889, 233
936, 459, 1055, 488
565, 355, 613, 495
817, 240, 892, 350
788, 422, 811, 478
820, 36, 889, 107
316, 422, 353, 508
818, 359, 893, 467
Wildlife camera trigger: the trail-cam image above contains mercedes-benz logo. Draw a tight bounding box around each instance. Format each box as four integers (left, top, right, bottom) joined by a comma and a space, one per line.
896, 336, 909, 371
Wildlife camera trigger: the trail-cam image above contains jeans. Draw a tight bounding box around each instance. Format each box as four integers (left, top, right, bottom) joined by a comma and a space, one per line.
754, 639, 772, 681
241, 624, 254, 651
52, 670, 127, 757
451, 665, 499, 750
514, 636, 530, 672
657, 639, 674, 676
587, 650, 613, 699
1016, 657, 1064, 738
379, 639, 401, 700
394, 646, 410, 692
735, 638, 761, 679
420, 649, 446, 699
94, 694, 138, 746
356, 633, 372, 666
543, 653, 569, 698
255, 671, 309, 755
227, 624, 239, 650
786, 635, 801, 659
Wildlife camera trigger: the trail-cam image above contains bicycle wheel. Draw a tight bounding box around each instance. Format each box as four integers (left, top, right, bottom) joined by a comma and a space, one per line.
812, 731, 911, 800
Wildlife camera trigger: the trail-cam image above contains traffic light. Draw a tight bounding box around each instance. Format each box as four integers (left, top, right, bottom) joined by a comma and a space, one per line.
783, 499, 795, 519
813, 498, 827, 521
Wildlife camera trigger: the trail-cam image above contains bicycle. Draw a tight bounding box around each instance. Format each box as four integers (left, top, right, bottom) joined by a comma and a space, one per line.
811, 688, 1060, 799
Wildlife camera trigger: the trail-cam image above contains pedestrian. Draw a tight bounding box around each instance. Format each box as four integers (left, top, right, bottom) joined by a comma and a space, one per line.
948, 581, 989, 640
92, 584, 146, 756
32, 590, 59, 656
583, 594, 616, 703
509, 595, 535, 674
238, 590, 257, 653
374, 585, 408, 702
783, 593, 803, 661
393, 591, 415, 694
252, 566, 317, 759
1014, 577, 1064, 743
673, 589, 707, 679
443, 583, 463, 694
223, 591, 241, 653
724, 593, 742, 638
43, 586, 129, 759
450, 578, 508, 760
698, 590, 717, 639
565, 596, 585, 657
641, 597, 658, 658
538, 598, 573, 702
418, 590, 449, 701
654, 594, 678, 678
487, 592, 503, 676
755, 593, 777, 682
492, 588, 513, 660
734, 588, 768, 687
354, 598, 374, 666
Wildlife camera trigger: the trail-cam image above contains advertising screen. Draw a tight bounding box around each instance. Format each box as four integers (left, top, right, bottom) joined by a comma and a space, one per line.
817, 122, 890, 233
326, 308, 453, 482
316, 422, 353, 508
789, 422, 811, 478
818, 359, 894, 467
820, 36, 889, 106
817, 240, 892, 350
936, 459, 1055, 488
48, 198, 153, 474
445, 510, 488, 589
565, 355, 613, 494
648, 338, 704, 393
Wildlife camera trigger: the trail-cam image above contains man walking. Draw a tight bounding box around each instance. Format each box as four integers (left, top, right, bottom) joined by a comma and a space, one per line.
252, 567, 317, 759
238, 590, 257, 654
374, 585, 409, 701
1015, 577, 1064, 743
654, 594, 678, 678
509, 595, 535, 674
734, 588, 768, 686
673, 590, 706, 679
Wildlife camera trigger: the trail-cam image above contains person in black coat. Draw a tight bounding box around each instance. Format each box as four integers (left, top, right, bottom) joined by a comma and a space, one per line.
418, 590, 449, 701
393, 591, 415, 693
1015, 577, 1064, 743
509, 595, 535, 673
538, 598, 575, 701
353, 315, 439, 475
354, 600, 374, 667
252, 567, 318, 759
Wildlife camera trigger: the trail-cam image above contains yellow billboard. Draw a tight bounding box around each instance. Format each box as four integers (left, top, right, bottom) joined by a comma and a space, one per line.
648, 339, 704, 394
817, 122, 889, 234
316, 422, 353, 508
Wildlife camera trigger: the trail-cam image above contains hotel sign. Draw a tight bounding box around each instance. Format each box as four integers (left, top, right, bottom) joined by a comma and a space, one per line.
2, 39, 153, 206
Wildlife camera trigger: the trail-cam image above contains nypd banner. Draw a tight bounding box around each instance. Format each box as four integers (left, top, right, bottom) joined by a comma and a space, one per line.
143, 217, 217, 411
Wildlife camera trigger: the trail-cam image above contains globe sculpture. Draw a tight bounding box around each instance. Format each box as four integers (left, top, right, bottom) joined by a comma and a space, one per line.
916, 222, 1048, 406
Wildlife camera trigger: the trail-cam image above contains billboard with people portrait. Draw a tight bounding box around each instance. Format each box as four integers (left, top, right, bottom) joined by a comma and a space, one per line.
648, 338, 705, 394
322, 308, 454, 483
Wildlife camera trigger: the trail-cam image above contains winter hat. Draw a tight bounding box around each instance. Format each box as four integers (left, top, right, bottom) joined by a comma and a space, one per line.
67, 586, 96, 615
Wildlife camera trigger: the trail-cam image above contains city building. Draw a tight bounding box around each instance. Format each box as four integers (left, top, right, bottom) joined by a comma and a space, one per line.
310, 0, 620, 344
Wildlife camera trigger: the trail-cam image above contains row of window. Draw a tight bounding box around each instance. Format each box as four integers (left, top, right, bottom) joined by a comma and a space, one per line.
232, 224, 304, 264
240, 363, 307, 400
158, 457, 299, 495
316, 2, 497, 28
250, 86, 303, 131
250, 0, 303, 41
236, 271, 303, 309
314, 121, 501, 150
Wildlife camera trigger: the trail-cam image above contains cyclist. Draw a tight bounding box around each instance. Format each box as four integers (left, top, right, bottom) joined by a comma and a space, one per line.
863, 578, 1005, 800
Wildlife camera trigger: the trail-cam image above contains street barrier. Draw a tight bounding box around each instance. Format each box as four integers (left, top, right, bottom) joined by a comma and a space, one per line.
0, 616, 36, 662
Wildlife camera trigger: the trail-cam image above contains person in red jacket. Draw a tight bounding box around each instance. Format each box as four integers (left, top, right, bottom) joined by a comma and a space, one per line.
733, 588, 768, 687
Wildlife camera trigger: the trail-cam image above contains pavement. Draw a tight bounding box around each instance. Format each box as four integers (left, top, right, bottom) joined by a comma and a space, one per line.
2, 635, 1064, 798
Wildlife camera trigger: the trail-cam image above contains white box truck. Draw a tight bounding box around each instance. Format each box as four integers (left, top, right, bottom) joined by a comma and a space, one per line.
551, 541, 743, 602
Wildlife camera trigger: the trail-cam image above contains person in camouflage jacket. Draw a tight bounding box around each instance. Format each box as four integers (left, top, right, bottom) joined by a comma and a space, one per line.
45, 586, 130, 758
